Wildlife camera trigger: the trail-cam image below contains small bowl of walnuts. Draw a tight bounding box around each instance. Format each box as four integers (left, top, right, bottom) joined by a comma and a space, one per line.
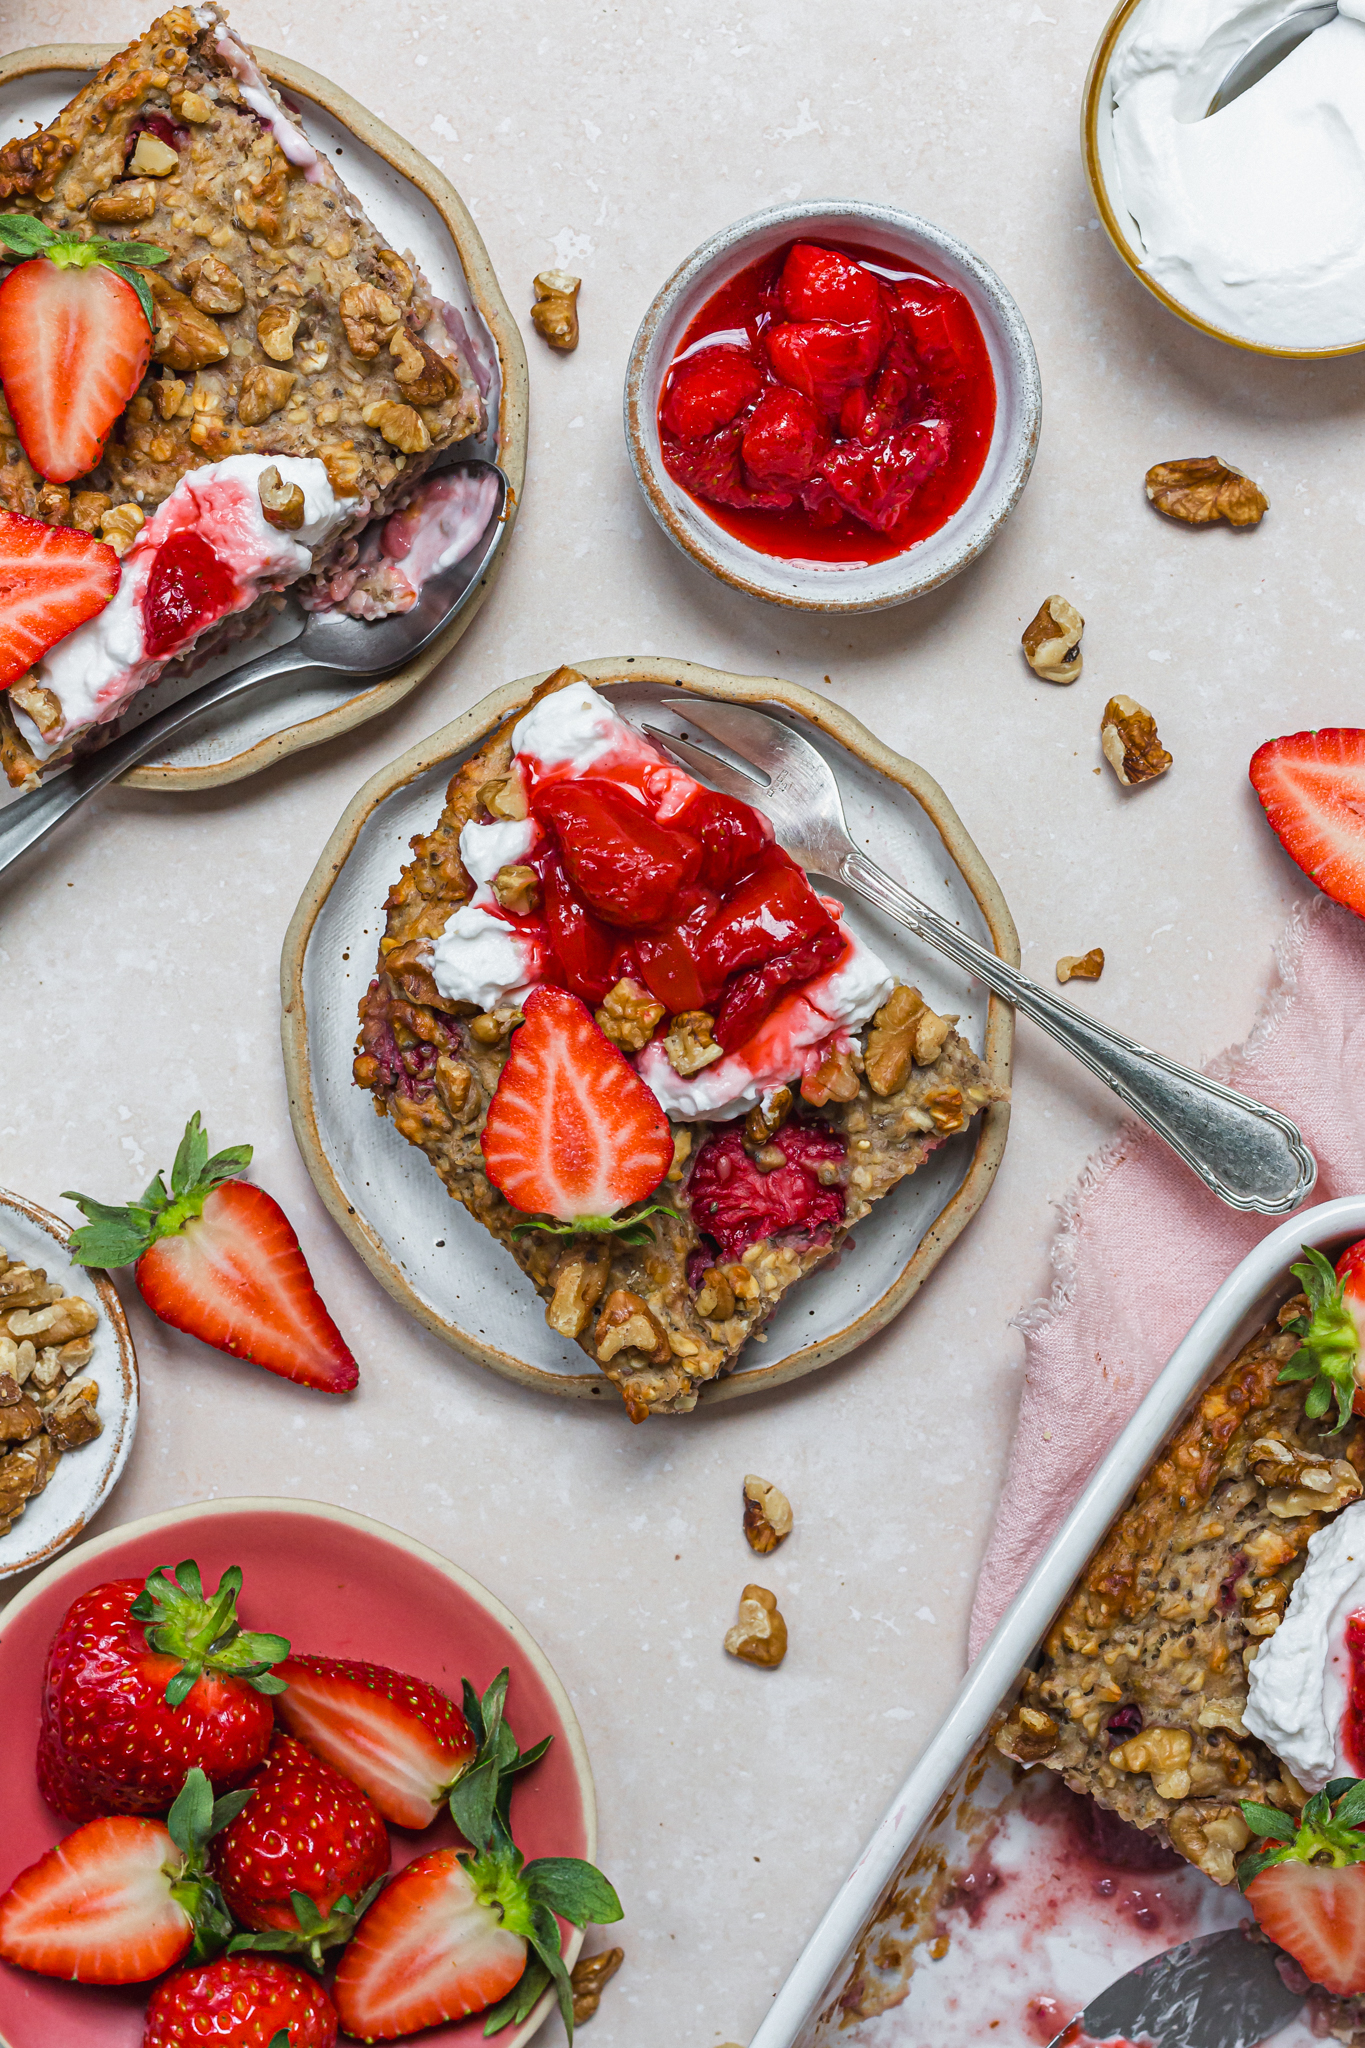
0, 1187, 137, 1580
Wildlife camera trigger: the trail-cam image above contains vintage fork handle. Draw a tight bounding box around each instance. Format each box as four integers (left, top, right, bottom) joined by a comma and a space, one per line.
841, 848, 1317, 1216
0, 639, 318, 881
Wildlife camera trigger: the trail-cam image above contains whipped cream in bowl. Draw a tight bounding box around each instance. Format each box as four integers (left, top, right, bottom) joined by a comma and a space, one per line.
1087, 0, 1365, 354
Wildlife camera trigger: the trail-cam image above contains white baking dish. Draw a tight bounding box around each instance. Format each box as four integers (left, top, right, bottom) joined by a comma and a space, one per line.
752, 1194, 1365, 2048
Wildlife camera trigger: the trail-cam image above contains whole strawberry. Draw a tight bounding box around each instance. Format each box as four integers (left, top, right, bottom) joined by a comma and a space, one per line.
40, 1560, 289, 1821
145, 1953, 338, 2048
215, 1734, 389, 1966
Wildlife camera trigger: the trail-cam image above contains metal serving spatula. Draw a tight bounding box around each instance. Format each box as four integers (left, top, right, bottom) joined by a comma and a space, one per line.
1044, 1927, 1304, 2048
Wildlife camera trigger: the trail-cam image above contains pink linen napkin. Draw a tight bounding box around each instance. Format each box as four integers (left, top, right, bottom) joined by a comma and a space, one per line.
968, 895, 1365, 1661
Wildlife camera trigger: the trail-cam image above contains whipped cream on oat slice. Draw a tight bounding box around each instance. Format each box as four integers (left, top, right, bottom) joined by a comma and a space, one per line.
1244, 1499, 1365, 1791
425, 682, 897, 1117
15, 456, 347, 758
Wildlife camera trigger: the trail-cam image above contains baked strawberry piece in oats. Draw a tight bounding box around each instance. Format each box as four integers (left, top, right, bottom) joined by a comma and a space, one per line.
354, 668, 1005, 1420
0, 4, 494, 791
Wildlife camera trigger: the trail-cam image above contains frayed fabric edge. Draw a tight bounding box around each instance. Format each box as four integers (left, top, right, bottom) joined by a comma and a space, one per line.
1009, 895, 1325, 1344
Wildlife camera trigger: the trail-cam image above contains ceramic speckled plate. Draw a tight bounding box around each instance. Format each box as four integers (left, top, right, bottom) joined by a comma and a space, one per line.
0, 1498, 594, 2048
0, 45, 528, 790
0, 1190, 137, 1583
280, 659, 1017, 1408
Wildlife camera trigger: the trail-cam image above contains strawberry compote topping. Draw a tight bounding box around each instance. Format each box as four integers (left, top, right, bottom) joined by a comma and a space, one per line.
687, 1123, 846, 1259
1342, 1610, 1365, 1774
658, 238, 996, 565
142, 529, 238, 660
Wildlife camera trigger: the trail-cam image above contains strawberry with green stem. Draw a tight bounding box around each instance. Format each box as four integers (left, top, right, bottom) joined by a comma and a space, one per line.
1240, 1778, 1365, 1995
66, 1111, 358, 1393
0, 1768, 248, 1984
1277, 1239, 1365, 1432
0, 212, 169, 483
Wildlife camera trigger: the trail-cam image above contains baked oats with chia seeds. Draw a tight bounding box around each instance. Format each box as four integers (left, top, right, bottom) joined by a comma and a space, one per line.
353, 666, 1006, 1421
0, 3, 491, 787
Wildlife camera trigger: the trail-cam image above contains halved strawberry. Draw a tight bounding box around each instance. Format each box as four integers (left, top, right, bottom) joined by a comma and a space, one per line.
1278, 1239, 1365, 1430
1250, 729, 1365, 918
146, 1954, 338, 2048
480, 986, 673, 1225
66, 1111, 358, 1393
274, 1654, 475, 1830
0, 1770, 241, 1985
0, 509, 120, 688
1241, 1777, 1365, 1995
0, 212, 169, 483
332, 1848, 527, 2041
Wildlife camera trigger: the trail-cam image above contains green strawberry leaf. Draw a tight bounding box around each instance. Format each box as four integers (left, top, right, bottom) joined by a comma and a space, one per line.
524, 1857, 623, 1928
449, 1756, 499, 1854
1239, 1781, 1365, 1889
133, 1558, 289, 1705
482, 1954, 551, 2036
1334, 1781, 1365, 1829
1239, 1801, 1297, 1841
1278, 1246, 1361, 1435
527, 1899, 576, 2041
511, 1202, 678, 1247
209, 1786, 255, 1837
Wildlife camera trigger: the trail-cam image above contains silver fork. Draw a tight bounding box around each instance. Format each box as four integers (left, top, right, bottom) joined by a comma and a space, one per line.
641, 699, 1316, 1217
0, 460, 508, 881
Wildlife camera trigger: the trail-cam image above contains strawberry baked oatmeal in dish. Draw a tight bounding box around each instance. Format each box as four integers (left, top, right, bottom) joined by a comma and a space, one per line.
994, 1237, 1365, 2037
354, 668, 1006, 1421
0, 3, 494, 791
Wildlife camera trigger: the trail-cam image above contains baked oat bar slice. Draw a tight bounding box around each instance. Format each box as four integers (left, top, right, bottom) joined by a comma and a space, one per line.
353, 668, 1006, 1421
0, 2, 487, 782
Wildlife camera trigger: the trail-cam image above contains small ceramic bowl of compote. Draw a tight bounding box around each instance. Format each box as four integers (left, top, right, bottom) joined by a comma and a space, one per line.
624, 198, 1041, 614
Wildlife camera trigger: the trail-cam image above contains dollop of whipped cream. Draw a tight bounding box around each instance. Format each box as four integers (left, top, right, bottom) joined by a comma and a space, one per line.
424, 683, 897, 1118
1109, 0, 1365, 349
1244, 1499, 1365, 1790
16, 455, 347, 756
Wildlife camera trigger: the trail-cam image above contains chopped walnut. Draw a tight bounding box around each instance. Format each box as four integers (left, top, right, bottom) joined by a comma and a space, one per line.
743, 1474, 793, 1553
743, 1086, 793, 1159
724, 1583, 788, 1668
130, 131, 179, 176
238, 364, 297, 426
98, 503, 146, 557
173, 88, 213, 122
594, 1288, 671, 1366
362, 399, 431, 455
1101, 695, 1172, 787
339, 281, 403, 358
145, 273, 230, 371
1109, 1724, 1193, 1801
546, 1244, 612, 1341
695, 1265, 737, 1320
469, 1008, 522, 1045
390, 328, 459, 403
663, 1010, 723, 1077
477, 774, 530, 822
434, 1057, 472, 1117
1022, 595, 1084, 683
70, 490, 113, 532
1057, 949, 1105, 984
531, 270, 581, 351
801, 1047, 861, 1107
36, 482, 70, 525
376, 250, 414, 302
864, 986, 957, 1096
1146, 457, 1268, 530
257, 304, 301, 361
90, 184, 157, 224
0, 1246, 103, 1536
592, 978, 663, 1052
184, 254, 245, 315
571, 1946, 624, 2024
994, 1704, 1060, 1764
1166, 1805, 1251, 1887
1248, 1437, 1363, 1518
666, 1128, 692, 1183
8, 679, 63, 738
321, 444, 364, 497
922, 1084, 967, 1134
257, 465, 305, 531
483, 863, 536, 916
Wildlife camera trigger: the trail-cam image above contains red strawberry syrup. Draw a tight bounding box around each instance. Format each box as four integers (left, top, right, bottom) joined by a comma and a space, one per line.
658, 237, 996, 565
1341, 1609, 1365, 1773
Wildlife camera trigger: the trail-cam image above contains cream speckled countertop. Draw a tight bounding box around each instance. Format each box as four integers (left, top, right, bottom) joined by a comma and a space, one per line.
0, 1, 1355, 2042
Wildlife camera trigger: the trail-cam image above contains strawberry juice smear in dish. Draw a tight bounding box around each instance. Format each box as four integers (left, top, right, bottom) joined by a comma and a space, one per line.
658, 238, 996, 566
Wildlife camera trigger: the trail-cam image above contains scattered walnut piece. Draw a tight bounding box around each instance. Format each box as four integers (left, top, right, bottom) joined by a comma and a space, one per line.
864, 985, 957, 1096
70, 490, 113, 533
663, 1010, 722, 1077
695, 1265, 737, 1320
546, 1244, 612, 1341
1109, 1724, 1193, 1801
801, 1047, 861, 1107
594, 1288, 671, 1367
98, 503, 146, 557
595, 978, 664, 1052
257, 465, 305, 531
725, 1583, 788, 1668
1247, 1436, 1364, 1518
743, 1474, 793, 1554
469, 1008, 522, 1045
257, 304, 301, 361
8, 679, 63, 737
174, 88, 213, 122
1167, 1805, 1252, 1888
361, 399, 430, 455
994, 1704, 1060, 1764
1146, 456, 1268, 529
1057, 948, 1105, 984
743, 1087, 793, 1160
1021, 595, 1084, 683
1101, 695, 1172, 787
923, 1084, 966, 1134
570, 1946, 624, 2025
531, 269, 581, 351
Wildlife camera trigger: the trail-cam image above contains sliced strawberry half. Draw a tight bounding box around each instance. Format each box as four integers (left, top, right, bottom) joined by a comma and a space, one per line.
0, 508, 120, 689
331, 1848, 528, 2040
480, 986, 673, 1225
1240, 1776, 1365, 1995
66, 1112, 358, 1393
273, 1654, 477, 1831
1250, 729, 1365, 918
1278, 1239, 1365, 1429
0, 211, 169, 483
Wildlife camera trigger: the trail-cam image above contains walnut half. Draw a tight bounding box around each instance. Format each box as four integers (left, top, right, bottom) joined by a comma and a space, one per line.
257, 465, 305, 531
743, 1474, 793, 1553
994, 1704, 1059, 1764
1101, 696, 1172, 787
596, 978, 664, 1052
1057, 948, 1104, 984
1022, 595, 1084, 683
724, 1583, 788, 1667
531, 269, 581, 352
571, 1946, 624, 2024
593, 1288, 671, 1366
1146, 456, 1268, 529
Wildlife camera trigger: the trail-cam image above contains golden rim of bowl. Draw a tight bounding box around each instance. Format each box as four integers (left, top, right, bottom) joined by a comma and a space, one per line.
1082, 0, 1365, 362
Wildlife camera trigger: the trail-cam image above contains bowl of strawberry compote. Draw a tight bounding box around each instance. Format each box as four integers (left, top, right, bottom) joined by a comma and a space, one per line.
626, 201, 1040, 611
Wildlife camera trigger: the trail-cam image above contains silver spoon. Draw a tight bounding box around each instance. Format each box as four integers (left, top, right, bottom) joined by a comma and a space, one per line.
1207, 2, 1337, 115
641, 699, 1317, 1217
0, 459, 509, 879
1046, 1925, 1303, 2048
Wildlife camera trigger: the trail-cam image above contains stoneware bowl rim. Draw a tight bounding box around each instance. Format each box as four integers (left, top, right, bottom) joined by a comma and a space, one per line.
280, 657, 1017, 1408
0, 1495, 596, 2048
1081, 0, 1365, 361
623, 198, 1042, 613
0, 1188, 137, 1582
0, 41, 530, 790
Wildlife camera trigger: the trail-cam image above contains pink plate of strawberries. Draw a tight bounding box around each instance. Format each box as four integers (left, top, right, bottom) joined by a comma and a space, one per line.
0, 1498, 608, 2048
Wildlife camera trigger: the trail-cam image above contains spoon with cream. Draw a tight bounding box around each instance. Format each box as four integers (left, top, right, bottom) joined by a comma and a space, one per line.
1207, 0, 1337, 114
